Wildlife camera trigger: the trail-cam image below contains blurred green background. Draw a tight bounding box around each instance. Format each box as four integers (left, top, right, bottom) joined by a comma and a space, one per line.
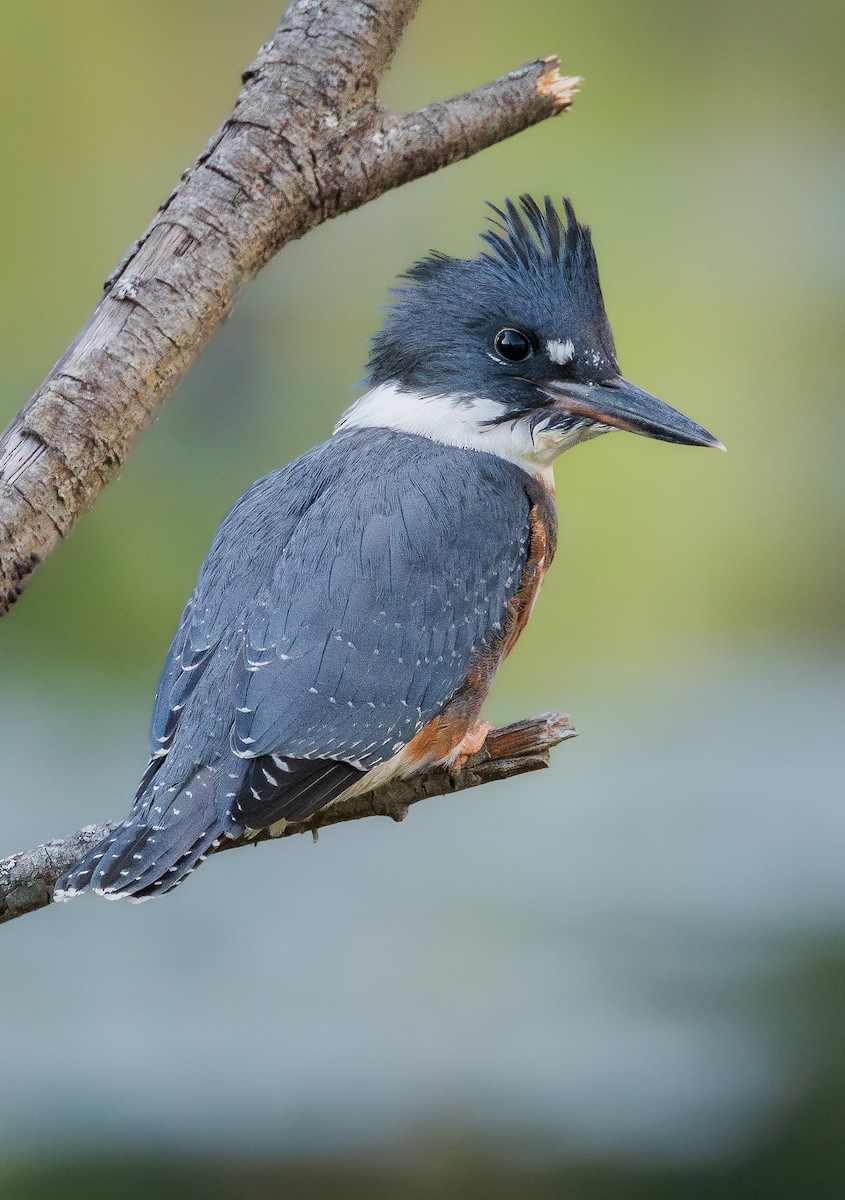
1, 1, 844, 1197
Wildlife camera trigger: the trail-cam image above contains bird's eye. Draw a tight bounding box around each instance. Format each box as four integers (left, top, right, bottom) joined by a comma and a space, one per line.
492, 328, 532, 363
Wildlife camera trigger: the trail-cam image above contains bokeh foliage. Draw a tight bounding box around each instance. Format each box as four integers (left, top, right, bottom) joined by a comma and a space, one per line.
1, 1, 843, 1194
1, 0, 842, 695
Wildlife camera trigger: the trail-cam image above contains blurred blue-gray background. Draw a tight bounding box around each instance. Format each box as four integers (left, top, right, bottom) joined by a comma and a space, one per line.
2, 2, 844, 1196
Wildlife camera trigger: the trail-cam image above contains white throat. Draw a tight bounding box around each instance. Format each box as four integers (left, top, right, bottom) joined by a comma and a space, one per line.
335, 383, 583, 489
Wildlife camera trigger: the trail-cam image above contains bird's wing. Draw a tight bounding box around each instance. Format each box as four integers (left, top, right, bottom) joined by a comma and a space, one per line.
147, 430, 538, 832
146, 590, 216, 760
146, 449, 332, 766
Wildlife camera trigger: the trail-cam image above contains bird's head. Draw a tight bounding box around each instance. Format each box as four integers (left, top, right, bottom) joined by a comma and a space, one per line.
345, 196, 722, 468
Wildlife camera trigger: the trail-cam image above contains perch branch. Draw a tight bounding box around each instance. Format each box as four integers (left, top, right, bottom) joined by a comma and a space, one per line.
0, 0, 580, 611
0, 713, 576, 924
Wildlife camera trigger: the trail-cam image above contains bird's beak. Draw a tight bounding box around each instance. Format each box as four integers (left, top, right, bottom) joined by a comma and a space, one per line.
539, 377, 724, 449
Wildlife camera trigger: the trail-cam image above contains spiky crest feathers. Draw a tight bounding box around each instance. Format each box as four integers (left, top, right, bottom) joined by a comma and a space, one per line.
396, 195, 600, 295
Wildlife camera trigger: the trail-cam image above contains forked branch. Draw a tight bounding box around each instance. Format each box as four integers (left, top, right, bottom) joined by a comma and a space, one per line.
0, 0, 579, 611
0, 2, 581, 927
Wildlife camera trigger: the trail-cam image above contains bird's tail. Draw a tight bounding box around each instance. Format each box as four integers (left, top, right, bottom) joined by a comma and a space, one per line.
54, 762, 241, 903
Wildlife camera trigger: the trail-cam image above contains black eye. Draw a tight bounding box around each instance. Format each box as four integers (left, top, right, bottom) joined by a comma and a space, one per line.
493, 328, 532, 363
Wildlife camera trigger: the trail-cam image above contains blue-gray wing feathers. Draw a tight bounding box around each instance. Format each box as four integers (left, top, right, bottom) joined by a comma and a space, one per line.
156, 430, 533, 788
55, 429, 537, 899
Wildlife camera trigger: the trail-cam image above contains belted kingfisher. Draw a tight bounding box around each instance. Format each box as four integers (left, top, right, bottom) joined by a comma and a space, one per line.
55, 196, 721, 903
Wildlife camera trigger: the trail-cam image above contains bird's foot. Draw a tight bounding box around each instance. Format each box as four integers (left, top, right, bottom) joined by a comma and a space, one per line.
448, 720, 494, 777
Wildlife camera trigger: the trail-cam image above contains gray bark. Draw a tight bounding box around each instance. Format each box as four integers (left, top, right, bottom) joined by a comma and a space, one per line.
0, 1, 581, 927
0, 0, 579, 611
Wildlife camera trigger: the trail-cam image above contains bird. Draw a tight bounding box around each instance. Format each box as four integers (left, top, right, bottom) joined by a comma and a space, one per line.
54, 195, 721, 904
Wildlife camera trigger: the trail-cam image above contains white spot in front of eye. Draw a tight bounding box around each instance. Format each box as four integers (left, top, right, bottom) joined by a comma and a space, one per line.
546, 338, 574, 365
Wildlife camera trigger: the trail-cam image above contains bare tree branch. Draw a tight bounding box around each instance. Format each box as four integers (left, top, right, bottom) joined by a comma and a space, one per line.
0, 713, 576, 925
0, 0, 579, 612
0, 5, 581, 929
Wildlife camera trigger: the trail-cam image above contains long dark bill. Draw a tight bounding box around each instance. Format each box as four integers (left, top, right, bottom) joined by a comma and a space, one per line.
540, 377, 724, 448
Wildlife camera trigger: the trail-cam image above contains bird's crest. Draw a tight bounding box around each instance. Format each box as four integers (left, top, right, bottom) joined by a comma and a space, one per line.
367, 194, 615, 389
480, 195, 602, 295
392, 195, 604, 313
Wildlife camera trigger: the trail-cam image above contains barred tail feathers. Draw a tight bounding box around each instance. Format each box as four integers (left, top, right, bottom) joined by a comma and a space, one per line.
53, 762, 242, 903
54, 753, 367, 903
